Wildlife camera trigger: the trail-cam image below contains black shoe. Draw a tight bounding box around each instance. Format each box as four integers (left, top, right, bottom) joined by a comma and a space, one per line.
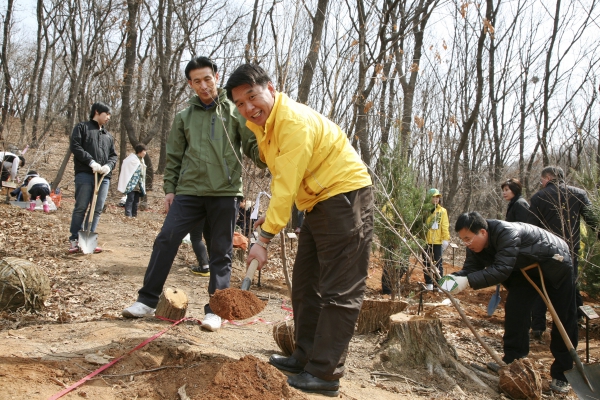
190, 265, 210, 277
269, 354, 304, 374
287, 371, 340, 397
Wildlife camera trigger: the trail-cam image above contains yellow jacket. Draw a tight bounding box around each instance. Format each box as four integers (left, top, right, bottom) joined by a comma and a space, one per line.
425, 204, 450, 244
245, 92, 372, 236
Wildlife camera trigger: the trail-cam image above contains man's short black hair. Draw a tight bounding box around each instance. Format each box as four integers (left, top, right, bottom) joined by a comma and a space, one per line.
455, 211, 488, 233
89, 102, 112, 120
224, 64, 272, 101
134, 143, 147, 154
541, 166, 564, 182
185, 56, 218, 80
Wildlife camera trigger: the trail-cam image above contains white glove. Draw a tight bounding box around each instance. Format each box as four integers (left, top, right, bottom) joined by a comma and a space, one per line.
442, 240, 449, 251
89, 161, 101, 173
438, 275, 469, 294
100, 165, 111, 175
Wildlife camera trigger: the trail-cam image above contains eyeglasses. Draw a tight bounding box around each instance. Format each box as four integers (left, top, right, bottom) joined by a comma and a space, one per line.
460, 235, 477, 246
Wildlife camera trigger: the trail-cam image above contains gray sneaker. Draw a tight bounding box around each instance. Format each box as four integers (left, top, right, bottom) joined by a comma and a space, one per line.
122, 302, 155, 318
550, 378, 570, 394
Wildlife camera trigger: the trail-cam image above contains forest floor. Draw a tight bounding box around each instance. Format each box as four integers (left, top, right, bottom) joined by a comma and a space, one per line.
0, 136, 597, 399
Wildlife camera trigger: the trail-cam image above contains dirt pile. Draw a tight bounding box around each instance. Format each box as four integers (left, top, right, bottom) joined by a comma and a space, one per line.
204, 355, 308, 400
209, 288, 266, 320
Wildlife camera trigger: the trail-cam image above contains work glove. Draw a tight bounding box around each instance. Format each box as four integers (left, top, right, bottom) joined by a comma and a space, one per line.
89, 161, 101, 173
442, 240, 449, 251
100, 165, 111, 175
438, 275, 469, 294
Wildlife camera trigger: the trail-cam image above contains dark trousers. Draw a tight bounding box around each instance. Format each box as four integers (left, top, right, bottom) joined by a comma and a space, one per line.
423, 244, 443, 284
190, 221, 211, 266
28, 184, 50, 202
503, 267, 577, 381
137, 195, 239, 314
531, 255, 581, 331
291, 186, 374, 381
124, 191, 140, 217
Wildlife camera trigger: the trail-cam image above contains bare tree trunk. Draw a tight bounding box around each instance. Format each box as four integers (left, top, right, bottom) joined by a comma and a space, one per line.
245, 0, 261, 63
297, 0, 329, 104
487, 0, 501, 183
120, 0, 141, 163
0, 0, 15, 140
540, 0, 561, 166
19, 0, 44, 145
444, 5, 488, 212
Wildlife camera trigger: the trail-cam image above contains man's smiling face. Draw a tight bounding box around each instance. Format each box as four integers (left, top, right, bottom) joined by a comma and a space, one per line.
231, 82, 276, 127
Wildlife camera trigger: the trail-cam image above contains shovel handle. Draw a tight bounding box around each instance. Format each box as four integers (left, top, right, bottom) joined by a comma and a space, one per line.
521, 263, 593, 390
241, 259, 259, 291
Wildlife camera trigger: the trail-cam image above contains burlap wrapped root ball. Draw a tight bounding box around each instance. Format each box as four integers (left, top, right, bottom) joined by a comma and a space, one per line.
498, 358, 542, 400
272, 320, 295, 356
0, 257, 50, 312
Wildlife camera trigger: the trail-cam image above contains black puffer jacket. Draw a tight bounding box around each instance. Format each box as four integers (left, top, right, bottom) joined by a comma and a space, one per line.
528, 181, 599, 252
505, 196, 530, 223
70, 120, 118, 179
454, 220, 572, 289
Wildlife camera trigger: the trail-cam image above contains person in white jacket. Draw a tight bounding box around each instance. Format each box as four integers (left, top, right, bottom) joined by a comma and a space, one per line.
117, 144, 147, 217
25, 171, 51, 213
0, 152, 25, 182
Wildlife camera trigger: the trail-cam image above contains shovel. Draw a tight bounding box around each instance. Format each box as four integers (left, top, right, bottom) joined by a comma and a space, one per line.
487, 284, 502, 316
241, 259, 260, 291
78, 172, 105, 254
521, 263, 600, 398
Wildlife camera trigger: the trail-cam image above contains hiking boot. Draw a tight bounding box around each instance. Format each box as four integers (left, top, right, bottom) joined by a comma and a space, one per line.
43, 204, 49, 213
68, 240, 80, 254
531, 330, 543, 340
122, 302, 155, 318
201, 313, 221, 332
287, 371, 340, 397
550, 378, 570, 394
191, 265, 210, 277
269, 354, 304, 374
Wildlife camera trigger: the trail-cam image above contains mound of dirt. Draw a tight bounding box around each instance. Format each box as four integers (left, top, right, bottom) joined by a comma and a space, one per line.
209, 288, 266, 320
205, 355, 307, 400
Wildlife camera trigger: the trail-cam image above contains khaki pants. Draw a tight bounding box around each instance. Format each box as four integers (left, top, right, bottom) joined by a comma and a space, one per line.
291, 186, 374, 381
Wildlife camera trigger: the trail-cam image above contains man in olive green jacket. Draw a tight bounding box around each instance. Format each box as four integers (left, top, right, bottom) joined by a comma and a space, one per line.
123, 57, 264, 331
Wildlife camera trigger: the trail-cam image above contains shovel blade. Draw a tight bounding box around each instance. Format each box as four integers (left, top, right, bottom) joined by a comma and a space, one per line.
565, 363, 600, 399
78, 231, 98, 254
487, 285, 501, 316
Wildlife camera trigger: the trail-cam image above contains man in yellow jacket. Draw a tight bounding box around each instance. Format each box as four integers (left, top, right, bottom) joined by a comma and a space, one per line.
225, 64, 374, 397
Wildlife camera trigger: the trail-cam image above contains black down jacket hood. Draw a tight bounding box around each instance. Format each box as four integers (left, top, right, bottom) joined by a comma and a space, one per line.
454, 220, 572, 290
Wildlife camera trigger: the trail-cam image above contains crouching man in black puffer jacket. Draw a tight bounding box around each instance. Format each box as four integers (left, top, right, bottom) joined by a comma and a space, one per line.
439, 211, 577, 394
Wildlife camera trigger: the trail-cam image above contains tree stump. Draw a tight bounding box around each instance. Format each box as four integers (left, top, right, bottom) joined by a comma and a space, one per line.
356, 299, 408, 334
155, 288, 188, 321
0, 257, 50, 311
383, 312, 498, 396
387, 312, 457, 369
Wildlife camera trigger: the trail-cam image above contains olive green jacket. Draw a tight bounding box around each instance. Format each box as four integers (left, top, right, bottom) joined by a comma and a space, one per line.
164, 89, 265, 196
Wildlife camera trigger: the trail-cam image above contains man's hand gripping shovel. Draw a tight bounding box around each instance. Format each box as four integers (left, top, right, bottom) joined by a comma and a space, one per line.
78, 172, 106, 254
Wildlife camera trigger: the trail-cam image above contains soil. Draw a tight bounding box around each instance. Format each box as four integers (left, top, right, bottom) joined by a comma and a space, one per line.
209, 288, 267, 321
0, 136, 597, 399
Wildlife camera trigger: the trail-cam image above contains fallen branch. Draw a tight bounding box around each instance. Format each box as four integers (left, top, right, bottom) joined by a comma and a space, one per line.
49, 377, 68, 388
